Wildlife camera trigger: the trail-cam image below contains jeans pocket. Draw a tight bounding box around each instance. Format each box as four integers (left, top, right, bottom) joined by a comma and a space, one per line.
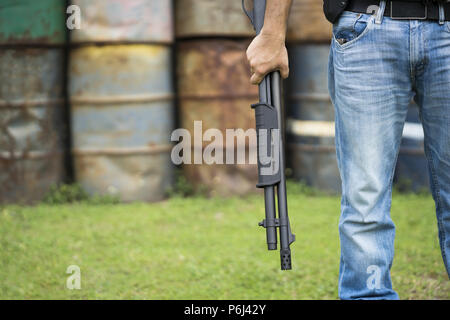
333, 11, 374, 49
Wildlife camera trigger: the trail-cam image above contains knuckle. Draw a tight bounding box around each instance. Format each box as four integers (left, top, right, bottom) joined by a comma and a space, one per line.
255, 66, 266, 75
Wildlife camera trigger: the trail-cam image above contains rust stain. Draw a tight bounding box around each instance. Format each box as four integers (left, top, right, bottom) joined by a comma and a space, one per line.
177, 39, 259, 195
177, 39, 257, 143
177, 39, 257, 98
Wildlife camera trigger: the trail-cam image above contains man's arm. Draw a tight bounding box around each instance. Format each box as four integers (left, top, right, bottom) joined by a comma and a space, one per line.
246, 0, 292, 84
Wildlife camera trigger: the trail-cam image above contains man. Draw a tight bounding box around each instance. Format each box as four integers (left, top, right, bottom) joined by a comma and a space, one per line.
247, 0, 450, 299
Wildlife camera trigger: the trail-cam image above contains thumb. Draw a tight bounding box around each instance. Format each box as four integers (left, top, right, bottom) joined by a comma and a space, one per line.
279, 64, 289, 79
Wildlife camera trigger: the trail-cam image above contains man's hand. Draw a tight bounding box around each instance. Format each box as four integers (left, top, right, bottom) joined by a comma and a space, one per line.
246, 32, 289, 85
245, 0, 292, 85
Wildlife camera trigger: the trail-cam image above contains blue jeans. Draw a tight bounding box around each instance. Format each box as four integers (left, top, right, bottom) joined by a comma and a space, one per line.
328, 8, 450, 299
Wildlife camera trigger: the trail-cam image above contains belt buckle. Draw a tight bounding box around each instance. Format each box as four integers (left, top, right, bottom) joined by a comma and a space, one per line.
390, 1, 428, 20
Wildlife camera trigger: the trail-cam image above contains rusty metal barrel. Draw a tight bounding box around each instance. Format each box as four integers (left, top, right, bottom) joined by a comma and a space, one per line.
175, 0, 254, 38
176, 0, 263, 196
175, 0, 332, 41
0, 0, 67, 204
69, 0, 174, 202
177, 40, 259, 196
394, 103, 429, 192
286, 0, 332, 43
286, 44, 341, 193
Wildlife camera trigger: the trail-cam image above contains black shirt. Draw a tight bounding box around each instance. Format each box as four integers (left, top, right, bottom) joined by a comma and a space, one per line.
323, 0, 349, 23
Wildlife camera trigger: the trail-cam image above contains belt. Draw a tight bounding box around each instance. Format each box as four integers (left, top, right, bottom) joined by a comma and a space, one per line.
347, 0, 450, 20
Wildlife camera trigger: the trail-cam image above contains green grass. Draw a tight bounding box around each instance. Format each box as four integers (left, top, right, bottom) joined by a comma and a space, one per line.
0, 185, 448, 300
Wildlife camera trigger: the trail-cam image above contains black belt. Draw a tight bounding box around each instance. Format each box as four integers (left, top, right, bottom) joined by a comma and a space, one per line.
347, 0, 450, 20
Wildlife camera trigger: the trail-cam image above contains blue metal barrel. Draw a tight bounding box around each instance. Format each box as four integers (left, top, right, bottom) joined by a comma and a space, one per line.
69, 0, 175, 202
394, 103, 429, 192
69, 45, 174, 202
286, 44, 341, 193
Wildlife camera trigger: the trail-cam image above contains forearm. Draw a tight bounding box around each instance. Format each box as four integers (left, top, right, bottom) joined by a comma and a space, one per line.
246, 0, 292, 84
260, 0, 292, 40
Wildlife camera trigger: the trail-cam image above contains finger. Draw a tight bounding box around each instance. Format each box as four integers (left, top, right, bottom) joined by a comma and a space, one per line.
251, 72, 264, 85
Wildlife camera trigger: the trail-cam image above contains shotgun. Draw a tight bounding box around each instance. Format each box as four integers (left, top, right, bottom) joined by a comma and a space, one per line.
242, 0, 295, 270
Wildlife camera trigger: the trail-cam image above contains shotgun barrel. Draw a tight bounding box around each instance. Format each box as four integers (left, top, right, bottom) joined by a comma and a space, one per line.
242, 0, 295, 270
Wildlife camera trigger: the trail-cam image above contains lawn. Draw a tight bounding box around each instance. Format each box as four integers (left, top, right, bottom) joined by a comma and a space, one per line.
0, 184, 448, 300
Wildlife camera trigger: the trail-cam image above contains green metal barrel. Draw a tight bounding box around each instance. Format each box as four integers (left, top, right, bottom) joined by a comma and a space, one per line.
0, 0, 66, 45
